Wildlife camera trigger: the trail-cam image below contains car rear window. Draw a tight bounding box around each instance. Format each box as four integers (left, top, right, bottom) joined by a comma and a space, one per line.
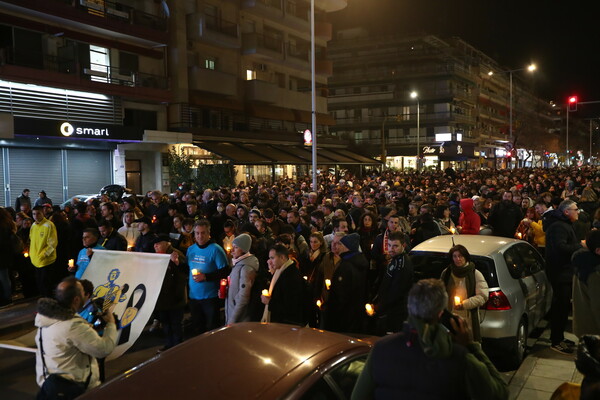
409, 251, 499, 287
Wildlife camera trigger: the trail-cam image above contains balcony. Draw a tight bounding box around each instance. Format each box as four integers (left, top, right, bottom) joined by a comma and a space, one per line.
282, 2, 309, 31
0, 0, 167, 46
245, 80, 327, 111
241, 0, 284, 19
242, 33, 284, 60
0, 47, 170, 102
187, 14, 241, 49
316, 60, 333, 76
285, 42, 309, 69
189, 67, 238, 97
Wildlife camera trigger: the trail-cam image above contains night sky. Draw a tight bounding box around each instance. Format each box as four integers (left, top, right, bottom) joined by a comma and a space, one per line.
331, 1, 598, 111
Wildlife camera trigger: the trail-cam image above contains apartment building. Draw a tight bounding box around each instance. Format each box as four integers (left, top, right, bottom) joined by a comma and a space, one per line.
0, 0, 185, 205
166, 0, 377, 183
328, 29, 558, 170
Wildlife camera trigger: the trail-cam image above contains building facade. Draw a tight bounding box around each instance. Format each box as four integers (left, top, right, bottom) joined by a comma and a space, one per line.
327, 29, 559, 170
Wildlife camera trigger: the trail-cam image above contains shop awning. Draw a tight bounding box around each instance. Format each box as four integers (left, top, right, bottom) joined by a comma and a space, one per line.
194, 142, 380, 165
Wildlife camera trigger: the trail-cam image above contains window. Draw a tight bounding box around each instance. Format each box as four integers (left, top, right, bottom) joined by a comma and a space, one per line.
503, 246, 526, 279
205, 57, 216, 70
246, 69, 256, 80
328, 356, 367, 398
515, 243, 544, 274
89, 45, 110, 82
410, 251, 499, 287
119, 51, 138, 76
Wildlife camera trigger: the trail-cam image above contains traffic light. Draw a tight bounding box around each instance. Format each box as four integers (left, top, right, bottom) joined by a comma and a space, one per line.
568, 95, 578, 111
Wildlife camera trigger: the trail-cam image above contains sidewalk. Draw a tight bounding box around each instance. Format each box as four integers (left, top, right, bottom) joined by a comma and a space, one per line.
505, 323, 582, 400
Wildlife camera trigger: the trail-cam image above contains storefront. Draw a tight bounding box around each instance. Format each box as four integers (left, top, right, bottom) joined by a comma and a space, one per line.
0, 116, 143, 206
386, 142, 477, 170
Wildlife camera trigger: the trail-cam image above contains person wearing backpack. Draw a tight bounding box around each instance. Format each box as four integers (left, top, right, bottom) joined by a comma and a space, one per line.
226, 234, 259, 325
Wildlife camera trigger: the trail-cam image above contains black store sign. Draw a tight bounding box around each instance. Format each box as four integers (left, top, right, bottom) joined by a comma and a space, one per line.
420, 142, 474, 158
14, 118, 144, 142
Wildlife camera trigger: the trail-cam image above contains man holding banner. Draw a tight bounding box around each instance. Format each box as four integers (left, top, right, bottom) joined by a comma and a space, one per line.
187, 219, 229, 335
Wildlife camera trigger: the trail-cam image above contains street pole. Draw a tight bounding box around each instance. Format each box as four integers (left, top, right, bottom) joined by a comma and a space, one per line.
381, 116, 388, 168
310, 0, 317, 191
590, 119, 593, 164
509, 71, 513, 140
416, 99, 420, 172
566, 104, 569, 167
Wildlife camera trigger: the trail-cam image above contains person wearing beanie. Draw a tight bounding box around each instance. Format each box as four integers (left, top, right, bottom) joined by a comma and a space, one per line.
226, 234, 259, 324
323, 232, 368, 334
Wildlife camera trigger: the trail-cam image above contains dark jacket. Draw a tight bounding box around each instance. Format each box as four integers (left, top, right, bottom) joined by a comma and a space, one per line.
323, 251, 368, 334
100, 230, 128, 251
374, 253, 414, 334
544, 209, 582, 283
489, 200, 522, 238
269, 262, 305, 326
134, 231, 158, 253
155, 248, 188, 311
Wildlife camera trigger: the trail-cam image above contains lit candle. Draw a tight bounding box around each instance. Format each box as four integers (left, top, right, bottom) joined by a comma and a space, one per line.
325, 279, 331, 290
370, 243, 374, 249
450, 227, 456, 234
127, 244, 133, 250
24, 252, 29, 258
365, 303, 375, 316
517, 232, 523, 239
303, 276, 308, 281
316, 300, 322, 309
225, 245, 232, 253
192, 268, 199, 276
454, 296, 461, 307
262, 289, 269, 297
68, 259, 74, 268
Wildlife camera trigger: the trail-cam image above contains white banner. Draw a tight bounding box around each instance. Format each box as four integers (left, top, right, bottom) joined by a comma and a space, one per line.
81, 250, 170, 360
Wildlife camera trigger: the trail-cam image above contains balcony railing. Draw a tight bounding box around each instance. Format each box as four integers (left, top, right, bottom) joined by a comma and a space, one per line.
258, 0, 282, 10
286, 43, 309, 61
54, 0, 167, 31
205, 17, 239, 38
0, 47, 168, 90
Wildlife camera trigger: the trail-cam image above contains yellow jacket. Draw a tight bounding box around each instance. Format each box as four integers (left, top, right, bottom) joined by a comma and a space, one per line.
530, 220, 546, 248
29, 218, 58, 268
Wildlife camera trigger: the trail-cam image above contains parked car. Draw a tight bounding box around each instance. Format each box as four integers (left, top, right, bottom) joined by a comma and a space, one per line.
79, 322, 374, 399
60, 194, 97, 209
409, 235, 552, 368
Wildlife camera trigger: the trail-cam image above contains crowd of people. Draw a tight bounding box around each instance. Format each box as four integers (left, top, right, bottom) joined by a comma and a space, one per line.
2, 165, 600, 398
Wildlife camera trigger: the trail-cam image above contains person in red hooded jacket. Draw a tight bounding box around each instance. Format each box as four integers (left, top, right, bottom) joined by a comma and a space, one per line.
458, 198, 481, 235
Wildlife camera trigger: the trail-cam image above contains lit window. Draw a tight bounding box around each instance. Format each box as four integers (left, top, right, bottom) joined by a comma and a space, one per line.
246, 69, 256, 80
205, 59, 216, 70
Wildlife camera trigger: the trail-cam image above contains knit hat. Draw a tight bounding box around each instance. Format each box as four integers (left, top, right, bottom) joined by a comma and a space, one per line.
232, 233, 252, 253
340, 233, 360, 252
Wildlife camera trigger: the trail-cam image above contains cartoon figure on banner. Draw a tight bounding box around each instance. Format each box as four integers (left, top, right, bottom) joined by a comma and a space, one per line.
93, 268, 128, 304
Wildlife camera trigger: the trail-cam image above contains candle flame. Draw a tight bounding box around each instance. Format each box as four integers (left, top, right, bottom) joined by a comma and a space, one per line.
325, 279, 331, 290
262, 289, 269, 297
316, 300, 322, 309
192, 269, 199, 276
450, 227, 456, 234
24, 252, 29, 258
454, 296, 461, 306
365, 303, 375, 316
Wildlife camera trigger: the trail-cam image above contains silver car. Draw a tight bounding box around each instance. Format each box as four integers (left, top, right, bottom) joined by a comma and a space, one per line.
410, 235, 552, 368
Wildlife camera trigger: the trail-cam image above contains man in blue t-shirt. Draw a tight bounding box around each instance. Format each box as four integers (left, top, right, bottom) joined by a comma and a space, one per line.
71, 228, 105, 279
186, 219, 229, 335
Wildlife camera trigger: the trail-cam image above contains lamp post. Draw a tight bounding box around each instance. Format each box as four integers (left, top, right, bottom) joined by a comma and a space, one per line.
410, 91, 419, 172
310, 0, 317, 191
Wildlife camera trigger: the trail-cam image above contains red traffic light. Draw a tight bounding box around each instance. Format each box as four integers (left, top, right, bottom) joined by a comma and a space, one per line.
568, 95, 578, 111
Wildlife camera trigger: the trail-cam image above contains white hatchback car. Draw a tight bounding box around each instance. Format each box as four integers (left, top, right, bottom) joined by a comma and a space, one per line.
410, 235, 552, 368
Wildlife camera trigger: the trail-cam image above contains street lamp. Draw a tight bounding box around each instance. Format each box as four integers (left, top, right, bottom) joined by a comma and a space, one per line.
410, 91, 420, 172
489, 63, 536, 140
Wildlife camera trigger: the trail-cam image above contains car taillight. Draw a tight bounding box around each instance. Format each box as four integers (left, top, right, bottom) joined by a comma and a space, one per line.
485, 290, 511, 310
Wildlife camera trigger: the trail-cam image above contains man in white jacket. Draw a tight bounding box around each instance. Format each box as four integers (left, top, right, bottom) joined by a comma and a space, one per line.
35, 277, 117, 394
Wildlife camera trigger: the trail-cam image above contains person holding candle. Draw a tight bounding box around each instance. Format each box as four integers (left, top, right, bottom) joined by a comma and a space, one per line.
323, 232, 368, 334
440, 244, 488, 342
370, 231, 414, 335
225, 233, 259, 325
260, 244, 306, 326
186, 219, 229, 335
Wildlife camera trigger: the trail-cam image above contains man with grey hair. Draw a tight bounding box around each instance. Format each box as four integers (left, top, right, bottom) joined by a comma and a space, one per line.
352, 279, 508, 400
544, 199, 584, 354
